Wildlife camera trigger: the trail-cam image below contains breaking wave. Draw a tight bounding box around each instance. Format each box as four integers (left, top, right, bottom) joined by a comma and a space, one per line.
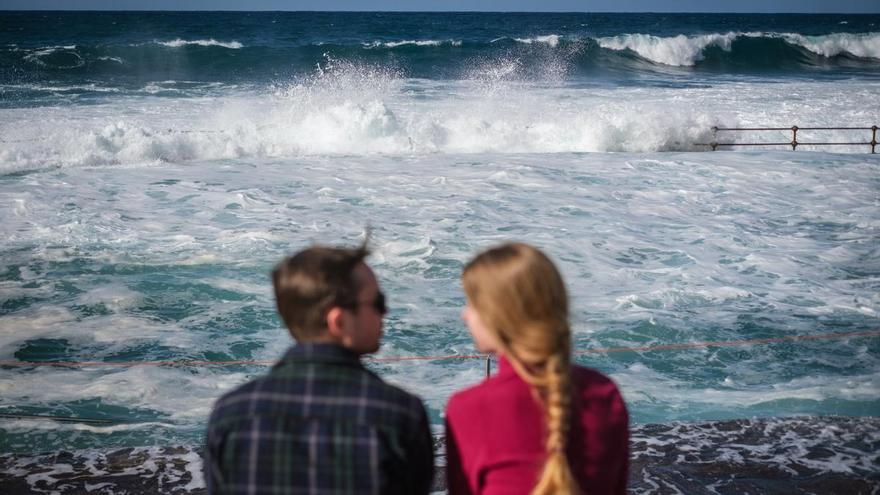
597, 31, 880, 66
152, 38, 243, 49
0, 58, 726, 173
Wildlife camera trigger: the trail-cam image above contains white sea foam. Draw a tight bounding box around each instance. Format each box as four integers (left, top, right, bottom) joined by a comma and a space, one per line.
378, 236, 436, 271
3, 83, 123, 94
153, 38, 243, 49
1, 418, 179, 433
24, 45, 76, 53
513, 34, 561, 47
364, 39, 462, 48
75, 285, 143, 312
614, 287, 753, 311
22, 45, 84, 68
0, 365, 250, 422
0, 306, 194, 352
614, 366, 880, 408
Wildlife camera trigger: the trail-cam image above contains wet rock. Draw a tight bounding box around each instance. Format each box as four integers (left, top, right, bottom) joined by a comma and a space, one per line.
1, 416, 877, 494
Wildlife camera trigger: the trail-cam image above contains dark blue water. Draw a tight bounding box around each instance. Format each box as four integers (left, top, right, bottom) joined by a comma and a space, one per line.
2, 12, 879, 93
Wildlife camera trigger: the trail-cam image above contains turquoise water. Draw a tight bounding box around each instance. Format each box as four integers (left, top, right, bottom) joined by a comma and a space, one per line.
0, 12, 879, 455
1, 153, 877, 454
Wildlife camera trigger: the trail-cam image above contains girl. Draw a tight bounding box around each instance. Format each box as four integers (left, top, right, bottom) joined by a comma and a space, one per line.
446, 243, 629, 495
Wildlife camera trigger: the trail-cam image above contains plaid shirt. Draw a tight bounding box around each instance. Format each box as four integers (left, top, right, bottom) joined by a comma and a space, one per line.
205, 343, 434, 495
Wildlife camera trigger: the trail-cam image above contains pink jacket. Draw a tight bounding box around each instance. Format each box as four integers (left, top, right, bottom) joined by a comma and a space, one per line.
445, 356, 629, 494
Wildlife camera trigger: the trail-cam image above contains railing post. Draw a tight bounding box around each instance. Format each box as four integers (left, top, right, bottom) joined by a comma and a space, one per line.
710, 126, 718, 151
791, 126, 798, 150
485, 355, 491, 378
872, 126, 877, 154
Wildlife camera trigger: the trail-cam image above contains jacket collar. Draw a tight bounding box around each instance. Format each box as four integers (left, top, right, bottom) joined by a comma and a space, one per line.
496, 354, 518, 378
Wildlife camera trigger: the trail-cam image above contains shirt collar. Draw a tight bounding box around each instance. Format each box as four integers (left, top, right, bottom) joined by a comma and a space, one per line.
278, 342, 363, 367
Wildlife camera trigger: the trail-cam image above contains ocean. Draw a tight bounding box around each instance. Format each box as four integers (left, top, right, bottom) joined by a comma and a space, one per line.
1, 11, 879, 492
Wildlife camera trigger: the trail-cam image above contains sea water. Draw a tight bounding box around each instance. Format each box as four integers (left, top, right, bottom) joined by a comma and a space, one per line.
1, 12, 878, 462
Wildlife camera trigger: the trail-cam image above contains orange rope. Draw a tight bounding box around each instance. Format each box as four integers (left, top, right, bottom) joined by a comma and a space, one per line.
0, 329, 877, 369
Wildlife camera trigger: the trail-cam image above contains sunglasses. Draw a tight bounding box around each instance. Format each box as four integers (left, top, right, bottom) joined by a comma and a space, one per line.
341, 291, 387, 315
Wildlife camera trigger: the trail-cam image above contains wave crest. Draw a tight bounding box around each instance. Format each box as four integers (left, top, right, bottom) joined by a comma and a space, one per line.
513, 35, 562, 47
153, 39, 243, 49
779, 32, 880, 59
597, 33, 739, 66
597, 31, 880, 66
364, 39, 462, 48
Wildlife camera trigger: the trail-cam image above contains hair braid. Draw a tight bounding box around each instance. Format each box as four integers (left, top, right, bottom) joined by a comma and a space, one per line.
531, 352, 578, 495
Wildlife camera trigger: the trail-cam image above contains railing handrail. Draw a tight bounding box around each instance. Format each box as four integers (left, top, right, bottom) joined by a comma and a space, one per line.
698, 125, 878, 153
713, 126, 876, 131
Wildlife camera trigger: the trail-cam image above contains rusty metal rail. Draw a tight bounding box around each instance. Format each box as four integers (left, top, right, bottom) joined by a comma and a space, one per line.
699, 125, 878, 153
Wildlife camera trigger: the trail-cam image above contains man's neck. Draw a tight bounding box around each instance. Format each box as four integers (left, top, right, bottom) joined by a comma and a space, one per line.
300, 334, 341, 345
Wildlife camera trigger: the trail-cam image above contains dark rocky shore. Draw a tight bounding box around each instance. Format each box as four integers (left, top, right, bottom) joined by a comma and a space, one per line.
2, 416, 878, 494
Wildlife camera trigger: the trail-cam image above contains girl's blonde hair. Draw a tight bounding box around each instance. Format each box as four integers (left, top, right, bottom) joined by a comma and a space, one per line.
462, 242, 579, 495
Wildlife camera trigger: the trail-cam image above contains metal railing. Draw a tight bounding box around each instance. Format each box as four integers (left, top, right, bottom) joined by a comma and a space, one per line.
699, 125, 878, 153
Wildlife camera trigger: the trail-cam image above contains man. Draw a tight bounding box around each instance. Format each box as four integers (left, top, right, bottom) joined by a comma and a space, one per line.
205, 243, 434, 495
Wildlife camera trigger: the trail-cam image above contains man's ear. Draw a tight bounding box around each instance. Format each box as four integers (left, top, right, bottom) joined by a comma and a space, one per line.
326, 306, 346, 339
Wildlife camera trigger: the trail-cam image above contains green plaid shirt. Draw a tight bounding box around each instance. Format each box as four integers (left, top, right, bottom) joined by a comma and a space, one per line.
205, 343, 434, 495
